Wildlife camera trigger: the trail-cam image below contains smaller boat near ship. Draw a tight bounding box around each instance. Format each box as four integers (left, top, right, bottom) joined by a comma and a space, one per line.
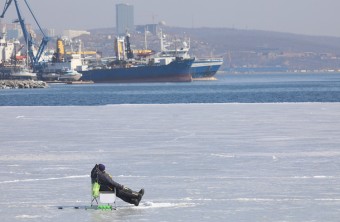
157, 32, 223, 79
38, 38, 84, 82
40, 72, 60, 81
58, 68, 82, 81
10, 67, 37, 80
190, 58, 224, 78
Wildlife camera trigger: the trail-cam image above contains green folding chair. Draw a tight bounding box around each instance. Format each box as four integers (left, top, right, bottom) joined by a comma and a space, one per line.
91, 182, 117, 210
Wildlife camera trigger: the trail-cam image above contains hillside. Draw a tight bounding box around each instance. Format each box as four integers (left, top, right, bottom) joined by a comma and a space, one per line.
86, 26, 340, 71
164, 27, 340, 54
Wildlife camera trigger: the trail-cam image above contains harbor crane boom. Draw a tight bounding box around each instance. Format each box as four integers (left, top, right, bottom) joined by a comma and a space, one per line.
0, 0, 13, 18
0, 0, 49, 70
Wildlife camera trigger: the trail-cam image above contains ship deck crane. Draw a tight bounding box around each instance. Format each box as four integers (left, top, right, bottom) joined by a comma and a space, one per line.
1, 0, 49, 71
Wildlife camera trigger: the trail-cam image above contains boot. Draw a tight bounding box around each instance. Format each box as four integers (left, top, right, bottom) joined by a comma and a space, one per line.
132, 198, 139, 206
118, 187, 142, 205
131, 189, 144, 206
138, 189, 144, 201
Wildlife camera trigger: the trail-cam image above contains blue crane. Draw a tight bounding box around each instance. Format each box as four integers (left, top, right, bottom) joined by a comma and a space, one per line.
1, 0, 49, 70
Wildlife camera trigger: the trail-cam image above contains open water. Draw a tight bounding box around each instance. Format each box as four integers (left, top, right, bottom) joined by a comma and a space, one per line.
1, 73, 340, 222
1, 73, 340, 105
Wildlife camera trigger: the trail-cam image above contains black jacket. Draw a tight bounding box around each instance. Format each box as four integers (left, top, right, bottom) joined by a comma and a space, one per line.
91, 165, 124, 191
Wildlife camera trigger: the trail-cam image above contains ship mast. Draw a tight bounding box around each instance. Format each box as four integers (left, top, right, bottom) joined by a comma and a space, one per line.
144, 27, 148, 50
160, 29, 164, 52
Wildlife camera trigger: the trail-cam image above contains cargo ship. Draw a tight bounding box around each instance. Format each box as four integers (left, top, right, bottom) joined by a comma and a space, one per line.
0, 34, 37, 80
80, 57, 194, 83
79, 35, 194, 83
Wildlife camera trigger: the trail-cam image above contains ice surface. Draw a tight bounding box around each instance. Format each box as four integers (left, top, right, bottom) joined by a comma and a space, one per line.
1, 103, 340, 221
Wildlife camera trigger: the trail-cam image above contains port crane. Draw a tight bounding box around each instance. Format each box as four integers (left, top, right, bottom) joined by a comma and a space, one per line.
0, 0, 49, 70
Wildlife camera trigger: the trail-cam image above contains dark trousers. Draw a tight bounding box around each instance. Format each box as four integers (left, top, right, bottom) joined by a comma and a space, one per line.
116, 187, 139, 204
100, 184, 139, 204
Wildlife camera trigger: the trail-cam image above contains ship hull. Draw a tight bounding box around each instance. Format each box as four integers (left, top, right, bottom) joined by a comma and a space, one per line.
191, 59, 223, 78
80, 59, 194, 83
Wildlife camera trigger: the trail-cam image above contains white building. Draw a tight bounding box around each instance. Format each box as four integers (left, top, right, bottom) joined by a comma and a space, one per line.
63, 30, 90, 39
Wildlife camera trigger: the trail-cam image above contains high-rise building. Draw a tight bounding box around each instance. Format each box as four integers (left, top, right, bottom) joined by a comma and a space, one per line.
116, 3, 134, 35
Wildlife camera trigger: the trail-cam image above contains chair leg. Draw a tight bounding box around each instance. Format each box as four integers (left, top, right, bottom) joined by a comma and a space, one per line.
110, 201, 117, 210
91, 197, 98, 206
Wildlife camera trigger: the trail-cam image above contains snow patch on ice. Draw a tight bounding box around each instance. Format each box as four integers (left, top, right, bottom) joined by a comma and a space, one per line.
211, 153, 235, 158
116, 175, 146, 178
16, 214, 41, 219
235, 198, 302, 202
0, 175, 89, 184
313, 175, 334, 179
292, 175, 335, 179
138, 201, 195, 209
233, 197, 340, 203
212, 151, 340, 159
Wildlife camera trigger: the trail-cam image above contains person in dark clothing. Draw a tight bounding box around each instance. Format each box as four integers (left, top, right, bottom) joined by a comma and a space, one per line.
91, 164, 144, 206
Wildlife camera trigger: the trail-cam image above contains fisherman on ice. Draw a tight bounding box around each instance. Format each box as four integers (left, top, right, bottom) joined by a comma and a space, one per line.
91, 164, 144, 206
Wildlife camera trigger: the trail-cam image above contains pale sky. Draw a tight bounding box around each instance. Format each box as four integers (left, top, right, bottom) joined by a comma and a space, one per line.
1, 0, 340, 37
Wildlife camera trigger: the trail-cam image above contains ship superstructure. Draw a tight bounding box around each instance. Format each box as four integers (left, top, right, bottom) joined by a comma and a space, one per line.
0, 33, 20, 64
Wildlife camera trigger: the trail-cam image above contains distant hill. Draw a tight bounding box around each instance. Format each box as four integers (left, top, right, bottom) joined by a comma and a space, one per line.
87, 26, 340, 71
163, 27, 340, 54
